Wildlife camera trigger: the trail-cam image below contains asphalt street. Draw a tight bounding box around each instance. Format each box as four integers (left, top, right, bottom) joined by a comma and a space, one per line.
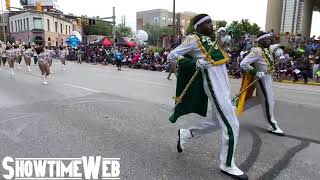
0, 60, 320, 180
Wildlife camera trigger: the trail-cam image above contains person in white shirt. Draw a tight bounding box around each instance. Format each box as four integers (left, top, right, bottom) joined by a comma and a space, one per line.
36, 46, 50, 85
59, 46, 68, 71
23, 45, 33, 72
168, 14, 248, 180
6, 44, 15, 76
239, 32, 285, 136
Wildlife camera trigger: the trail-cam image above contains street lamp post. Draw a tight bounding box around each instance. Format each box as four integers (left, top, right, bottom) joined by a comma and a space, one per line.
113, 6, 116, 49
173, 0, 176, 36
172, 0, 176, 47
1, 0, 7, 44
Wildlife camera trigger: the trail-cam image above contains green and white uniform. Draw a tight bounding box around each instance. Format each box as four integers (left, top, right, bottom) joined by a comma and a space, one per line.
240, 47, 283, 133
168, 33, 243, 174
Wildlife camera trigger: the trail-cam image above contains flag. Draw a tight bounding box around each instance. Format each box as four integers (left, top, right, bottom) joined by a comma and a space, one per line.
236, 72, 256, 116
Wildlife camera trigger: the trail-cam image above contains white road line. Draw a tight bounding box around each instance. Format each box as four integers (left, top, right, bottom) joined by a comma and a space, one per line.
64, 83, 100, 93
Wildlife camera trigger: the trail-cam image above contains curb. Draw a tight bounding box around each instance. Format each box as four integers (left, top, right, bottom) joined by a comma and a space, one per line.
280, 80, 320, 86
229, 76, 320, 86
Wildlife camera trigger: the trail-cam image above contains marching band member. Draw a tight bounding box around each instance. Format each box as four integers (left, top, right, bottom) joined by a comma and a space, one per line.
36, 46, 50, 85
238, 32, 285, 136
168, 14, 248, 180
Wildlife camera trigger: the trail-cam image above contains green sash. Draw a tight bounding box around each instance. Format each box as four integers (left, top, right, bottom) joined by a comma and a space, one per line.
194, 33, 229, 66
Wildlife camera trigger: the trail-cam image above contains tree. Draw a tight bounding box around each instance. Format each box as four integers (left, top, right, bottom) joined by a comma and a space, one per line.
229, 19, 261, 40
216, 20, 227, 29
116, 24, 133, 37
143, 23, 174, 45
83, 21, 113, 36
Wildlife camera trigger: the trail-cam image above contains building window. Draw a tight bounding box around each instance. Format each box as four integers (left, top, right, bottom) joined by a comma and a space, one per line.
15, 21, 17, 32
18, 20, 20, 32
33, 18, 43, 30
154, 17, 160, 23
11, 21, 13, 32
48, 37, 52, 46
65, 25, 67, 34
55, 22, 58, 32
60, 23, 63, 33
5, 26, 7, 33
61, 38, 63, 46
47, 19, 50, 31
69, 26, 71, 34
23, 19, 26, 31
20, 20, 23, 31
26, 18, 29, 30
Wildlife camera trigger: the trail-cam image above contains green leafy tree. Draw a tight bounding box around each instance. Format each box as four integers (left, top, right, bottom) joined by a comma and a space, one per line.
83, 21, 113, 36
143, 23, 174, 45
216, 20, 227, 29
116, 24, 133, 37
229, 19, 261, 40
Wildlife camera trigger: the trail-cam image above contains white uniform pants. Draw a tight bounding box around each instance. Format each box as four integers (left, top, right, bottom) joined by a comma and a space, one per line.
255, 74, 280, 131
189, 65, 239, 168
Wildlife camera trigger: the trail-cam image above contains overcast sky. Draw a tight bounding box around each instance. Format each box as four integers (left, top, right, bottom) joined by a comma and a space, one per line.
7, 0, 320, 36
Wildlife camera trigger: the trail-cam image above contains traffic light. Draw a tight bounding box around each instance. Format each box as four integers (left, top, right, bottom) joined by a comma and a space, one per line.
5, 0, 10, 11
36, 0, 42, 13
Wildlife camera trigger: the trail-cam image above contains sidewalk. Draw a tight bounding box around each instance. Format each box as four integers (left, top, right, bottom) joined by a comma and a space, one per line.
229, 76, 320, 86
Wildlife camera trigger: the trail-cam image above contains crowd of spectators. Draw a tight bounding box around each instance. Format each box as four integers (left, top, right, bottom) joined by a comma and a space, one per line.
226, 33, 320, 83
66, 45, 172, 72
65, 33, 320, 83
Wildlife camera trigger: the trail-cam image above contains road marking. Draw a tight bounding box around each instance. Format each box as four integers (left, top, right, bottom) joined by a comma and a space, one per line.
0, 113, 38, 123
64, 83, 100, 93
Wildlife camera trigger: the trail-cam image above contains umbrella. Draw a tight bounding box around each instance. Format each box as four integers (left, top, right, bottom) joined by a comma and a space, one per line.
92, 37, 112, 47
127, 41, 137, 47
102, 37, 112, 47
116, 37, 129, 46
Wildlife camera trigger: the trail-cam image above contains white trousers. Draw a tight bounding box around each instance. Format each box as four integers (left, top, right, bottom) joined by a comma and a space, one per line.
189, 65, 239, 168
255, 74, 280, 131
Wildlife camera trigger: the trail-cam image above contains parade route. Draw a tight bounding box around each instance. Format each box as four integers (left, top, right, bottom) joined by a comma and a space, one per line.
0, 61, 320, 180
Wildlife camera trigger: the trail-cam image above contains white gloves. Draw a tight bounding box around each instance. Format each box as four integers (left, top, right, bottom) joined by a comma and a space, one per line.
256, 72, 265, 78
196, 59, 210, 69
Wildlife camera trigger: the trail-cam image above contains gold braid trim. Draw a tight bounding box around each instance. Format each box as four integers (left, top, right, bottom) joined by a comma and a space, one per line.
194, 35, 229, 66
257, 47, 274, 73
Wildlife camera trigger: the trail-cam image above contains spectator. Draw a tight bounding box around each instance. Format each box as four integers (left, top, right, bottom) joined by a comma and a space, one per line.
115, 49, 122, 71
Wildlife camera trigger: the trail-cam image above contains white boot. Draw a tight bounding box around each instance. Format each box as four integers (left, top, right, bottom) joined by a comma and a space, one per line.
268, 125, 285, 136
27, 66, 31, 72
220, 164, 248, 179
42, 75, 48, 85
50, 67, 54, 74
62, 65, 66, 71
17, 64, 21, 70
177, 129, 193, 153
10, 68, 15, 76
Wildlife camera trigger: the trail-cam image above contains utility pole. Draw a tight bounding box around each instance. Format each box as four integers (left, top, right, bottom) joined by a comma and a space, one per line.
113, 6, 116, 49
1, 0, 7, 44
172, 0, 176, 36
